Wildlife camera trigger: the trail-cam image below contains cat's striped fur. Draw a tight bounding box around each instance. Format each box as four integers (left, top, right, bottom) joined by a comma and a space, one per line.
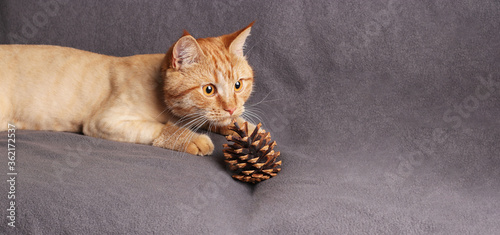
0, 23, 255, 156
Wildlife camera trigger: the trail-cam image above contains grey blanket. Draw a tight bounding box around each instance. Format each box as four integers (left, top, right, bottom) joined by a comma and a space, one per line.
1, 0, 499, 234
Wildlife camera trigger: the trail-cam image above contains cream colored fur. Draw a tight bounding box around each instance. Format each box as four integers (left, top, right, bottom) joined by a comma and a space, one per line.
0, 23, 256, 156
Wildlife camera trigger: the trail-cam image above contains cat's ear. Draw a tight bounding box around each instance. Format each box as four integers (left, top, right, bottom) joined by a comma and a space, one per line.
171, 33, 204, 70
224, 21, 254, 57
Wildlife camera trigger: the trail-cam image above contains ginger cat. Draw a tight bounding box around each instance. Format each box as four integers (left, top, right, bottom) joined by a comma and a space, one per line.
0, 23, 256, 156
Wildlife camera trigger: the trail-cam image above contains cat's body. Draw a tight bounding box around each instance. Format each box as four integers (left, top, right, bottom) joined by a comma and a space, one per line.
0, 45, 168, 140
0, 23, 256, 155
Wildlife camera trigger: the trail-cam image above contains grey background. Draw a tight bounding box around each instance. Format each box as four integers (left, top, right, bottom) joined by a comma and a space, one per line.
1, 0, 500, 234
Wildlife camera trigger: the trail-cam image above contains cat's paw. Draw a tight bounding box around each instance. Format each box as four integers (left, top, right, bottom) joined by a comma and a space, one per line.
186, 134, 214, 156
219, 122, 262, 136
217, 126, 237, 136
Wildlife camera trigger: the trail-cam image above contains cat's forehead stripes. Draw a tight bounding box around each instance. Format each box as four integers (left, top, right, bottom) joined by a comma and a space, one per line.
204, 48, 233, 79
215, 70, 224, 84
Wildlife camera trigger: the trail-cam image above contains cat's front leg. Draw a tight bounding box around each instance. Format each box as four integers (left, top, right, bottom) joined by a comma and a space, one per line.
83, 117, 165, 145
152, 122, 214, 156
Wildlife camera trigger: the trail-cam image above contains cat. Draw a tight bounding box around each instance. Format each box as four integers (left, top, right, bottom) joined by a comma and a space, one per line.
0, 22, 257, 156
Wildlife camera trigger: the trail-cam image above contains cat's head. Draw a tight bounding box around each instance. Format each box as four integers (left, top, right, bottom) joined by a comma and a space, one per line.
162, 22, 254, 127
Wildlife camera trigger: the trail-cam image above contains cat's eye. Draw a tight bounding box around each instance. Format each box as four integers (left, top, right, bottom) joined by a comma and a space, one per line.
234, 80, 243, 92
202, 84, 216, 96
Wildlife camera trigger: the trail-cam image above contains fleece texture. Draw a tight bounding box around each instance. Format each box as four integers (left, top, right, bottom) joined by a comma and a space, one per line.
1, 0, 499, 234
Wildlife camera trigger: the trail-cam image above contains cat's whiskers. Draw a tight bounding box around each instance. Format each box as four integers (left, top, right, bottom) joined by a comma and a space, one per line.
206, 121, 214, 135
177, 118, 208, 158
185, 120, 207, 150
240, 113, 253, 124
171, 115, 206, 147
246, 106, 266, 117
161, 113, 205, 150
205, 111, 233, 126
175, 112, 206, 126
247, 89, 282, 108
242, 108, 263, 124
242, 114, 260, 125
154, 108, 169, 120
172, 113, 204, 130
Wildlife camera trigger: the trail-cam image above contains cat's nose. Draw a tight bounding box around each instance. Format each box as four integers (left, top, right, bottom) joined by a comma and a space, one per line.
225, 107, 236, 115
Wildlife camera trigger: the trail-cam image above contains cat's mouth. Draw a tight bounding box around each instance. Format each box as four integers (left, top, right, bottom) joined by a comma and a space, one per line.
205, 109, 241, 127
206, 112, 238, 127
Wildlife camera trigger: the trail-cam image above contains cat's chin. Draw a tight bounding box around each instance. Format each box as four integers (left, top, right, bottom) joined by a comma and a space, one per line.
211, 118, 233, 127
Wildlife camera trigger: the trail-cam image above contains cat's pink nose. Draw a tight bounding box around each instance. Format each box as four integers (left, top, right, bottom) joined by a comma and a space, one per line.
225, 107, 236, 115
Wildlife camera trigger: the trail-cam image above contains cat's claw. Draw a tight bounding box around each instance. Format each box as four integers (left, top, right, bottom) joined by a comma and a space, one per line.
186, 134, 214, 156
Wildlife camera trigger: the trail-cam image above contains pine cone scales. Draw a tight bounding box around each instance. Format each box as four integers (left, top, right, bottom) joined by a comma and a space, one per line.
223, 122, 282, 183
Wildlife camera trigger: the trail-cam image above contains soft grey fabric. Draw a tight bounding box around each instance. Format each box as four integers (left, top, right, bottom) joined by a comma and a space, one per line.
1, 0, 500, 234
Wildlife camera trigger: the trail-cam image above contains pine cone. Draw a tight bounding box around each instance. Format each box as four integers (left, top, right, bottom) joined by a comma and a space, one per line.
223, 122, 282, 184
